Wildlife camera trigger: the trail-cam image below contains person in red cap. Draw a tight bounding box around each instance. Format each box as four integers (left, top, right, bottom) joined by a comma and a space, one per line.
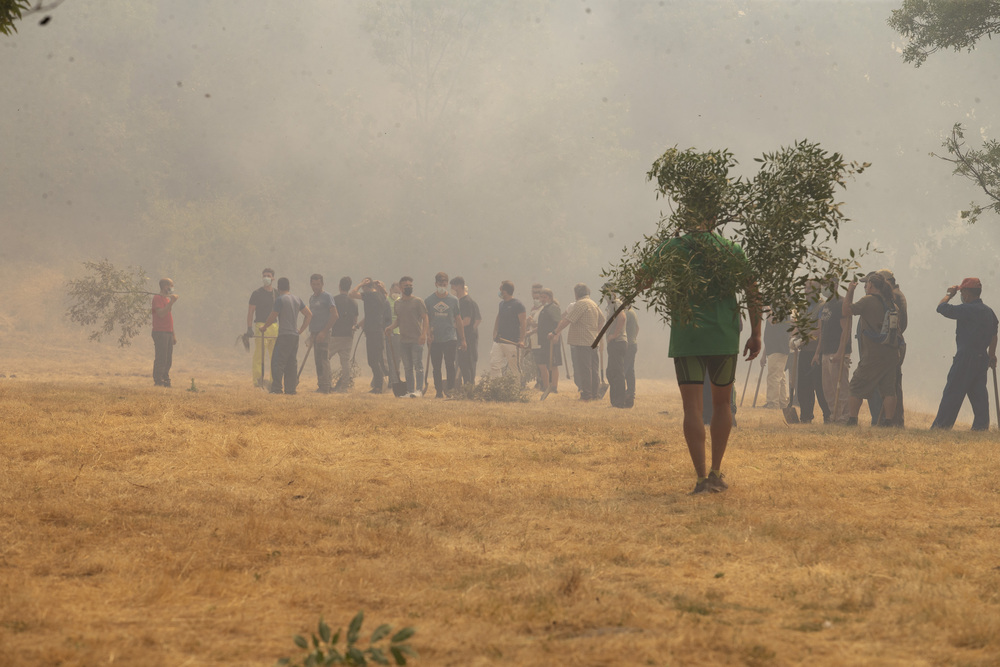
931, 277, 998, 431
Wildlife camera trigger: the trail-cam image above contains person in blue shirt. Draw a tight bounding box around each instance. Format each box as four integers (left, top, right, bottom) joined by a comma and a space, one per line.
931, 277, 998, 431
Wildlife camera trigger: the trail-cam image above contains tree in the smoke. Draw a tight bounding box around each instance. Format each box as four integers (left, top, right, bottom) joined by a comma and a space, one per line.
66, 260, 155, 347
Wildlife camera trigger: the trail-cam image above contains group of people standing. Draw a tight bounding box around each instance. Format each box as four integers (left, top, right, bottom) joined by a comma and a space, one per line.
759, 270, 998, 431
239, 269, 640, 404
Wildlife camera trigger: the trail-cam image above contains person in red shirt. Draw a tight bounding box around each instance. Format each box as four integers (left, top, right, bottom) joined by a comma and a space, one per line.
151, 278, 178, 387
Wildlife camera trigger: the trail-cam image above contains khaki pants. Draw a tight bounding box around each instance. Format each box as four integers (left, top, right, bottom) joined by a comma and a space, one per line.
764, 352, 788, 408
821, 353, 852, 422
253, 323, 278, 386
328, 335, 353, 388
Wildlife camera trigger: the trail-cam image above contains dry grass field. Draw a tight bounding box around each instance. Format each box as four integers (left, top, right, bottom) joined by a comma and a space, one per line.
2, 334, 1000, 666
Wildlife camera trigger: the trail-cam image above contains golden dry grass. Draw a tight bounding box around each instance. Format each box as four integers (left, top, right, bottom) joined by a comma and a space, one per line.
2, 335, 1000, 666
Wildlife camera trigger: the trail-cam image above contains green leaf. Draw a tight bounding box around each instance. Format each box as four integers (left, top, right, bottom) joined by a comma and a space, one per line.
346, 647, 367, 665
389, 646, 407, 666
370, 624, 392, 643
390, 627, 415, 643
295, 635, 309, 650
369, 647, 390, 665
348, 611, 364, 645
319, 619, 332, 644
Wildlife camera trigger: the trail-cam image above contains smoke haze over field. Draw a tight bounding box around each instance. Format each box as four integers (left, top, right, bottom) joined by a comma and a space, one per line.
2, 0, 998, 419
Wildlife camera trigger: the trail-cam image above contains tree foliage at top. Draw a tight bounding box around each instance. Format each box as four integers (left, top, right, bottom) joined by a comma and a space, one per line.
601, 142, 870, 335
0, 0, 29, 35
887, 0, 1000, 67
66, 260, 155, 348
0, 0, 62, 35
889, 0, 1000, 223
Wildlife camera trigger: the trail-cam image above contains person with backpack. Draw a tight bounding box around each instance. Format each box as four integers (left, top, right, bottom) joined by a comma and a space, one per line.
842, 272, 901, 426
931, 278, 998, 431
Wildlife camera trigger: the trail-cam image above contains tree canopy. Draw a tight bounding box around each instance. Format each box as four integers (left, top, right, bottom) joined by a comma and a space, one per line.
602, 142, 869, 334
0, 0, 29, 35
888, 0, 1000, 223
887, 0, 1000, 67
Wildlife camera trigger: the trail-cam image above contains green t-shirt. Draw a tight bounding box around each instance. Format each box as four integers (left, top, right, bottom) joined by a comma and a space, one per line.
656, 232, 747, 358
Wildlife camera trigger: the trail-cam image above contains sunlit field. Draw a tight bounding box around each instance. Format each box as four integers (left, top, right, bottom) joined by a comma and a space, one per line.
2, 335, 999, 666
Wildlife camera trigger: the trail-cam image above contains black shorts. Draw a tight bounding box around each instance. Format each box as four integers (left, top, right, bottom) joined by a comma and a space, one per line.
674, 354, 738, 387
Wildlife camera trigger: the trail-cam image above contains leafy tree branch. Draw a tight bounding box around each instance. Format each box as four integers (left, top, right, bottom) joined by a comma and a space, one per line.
934, 123, 1000, 224
887, 0, 1000, 67
601, 142, 870, 336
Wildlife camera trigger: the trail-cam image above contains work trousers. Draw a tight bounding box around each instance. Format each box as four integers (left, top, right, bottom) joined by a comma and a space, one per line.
869, 343, 906, 427
387, 332, 402, 384
797, 353, 829, 423
488, 341, 520, 379
457, 333, 478, 385
764, 352, 788, 408
571, 345, 599, 400
152, 331, 173, 386
624, 342, 638, 407
821, 353, 852, 423
311, 334, 332, 391
932, 351, 991, 431
400, 341, 424, 394
606, 339, 628, 407
253, 323, 278, 386
328, 335, 353, 389
430, 340, 458, 395
270, 334, 299, 394
365, 331, 386, 391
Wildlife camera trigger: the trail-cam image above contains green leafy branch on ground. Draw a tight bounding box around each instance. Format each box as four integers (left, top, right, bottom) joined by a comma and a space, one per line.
277, 611, 417, 666
453, 372, 530, 402
66, 259, 155, 347
602, 141, 871, 334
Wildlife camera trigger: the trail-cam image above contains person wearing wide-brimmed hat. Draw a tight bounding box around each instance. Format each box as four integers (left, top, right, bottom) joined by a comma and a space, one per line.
931, 277, 998, 431
842, 271, 901, 425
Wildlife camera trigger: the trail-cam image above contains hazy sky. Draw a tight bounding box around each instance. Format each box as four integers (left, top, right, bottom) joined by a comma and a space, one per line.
2, 0, 998, 416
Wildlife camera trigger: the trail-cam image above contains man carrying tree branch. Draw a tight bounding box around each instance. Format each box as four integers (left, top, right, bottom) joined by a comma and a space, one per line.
639, 220, 762, 495
151, 278, 178, 387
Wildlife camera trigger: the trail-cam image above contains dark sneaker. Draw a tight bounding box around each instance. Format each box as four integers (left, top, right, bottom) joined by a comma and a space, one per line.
706, 471, 728, 493
689, 479, 710, 495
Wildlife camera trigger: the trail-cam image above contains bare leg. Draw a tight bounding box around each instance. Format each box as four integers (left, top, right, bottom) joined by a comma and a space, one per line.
679, 384, 707, 478
709, 382, 734, 471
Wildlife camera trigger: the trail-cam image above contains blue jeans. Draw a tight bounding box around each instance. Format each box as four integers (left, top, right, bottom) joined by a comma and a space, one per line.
400, 341, 425, 394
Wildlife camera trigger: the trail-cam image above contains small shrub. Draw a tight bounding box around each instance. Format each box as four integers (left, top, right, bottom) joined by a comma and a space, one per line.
453, 373, 529, 403
277, 611, 417, 666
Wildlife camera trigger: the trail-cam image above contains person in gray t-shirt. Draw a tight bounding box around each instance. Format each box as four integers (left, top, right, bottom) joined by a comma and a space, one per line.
260, 277, 311, 394
307, 274, 339, 393
425, 271, 466, 397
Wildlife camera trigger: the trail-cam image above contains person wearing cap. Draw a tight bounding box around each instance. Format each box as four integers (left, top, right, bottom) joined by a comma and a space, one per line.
930, 278, 998, 431
842, 271, 901, 426
867, 269, 908, 427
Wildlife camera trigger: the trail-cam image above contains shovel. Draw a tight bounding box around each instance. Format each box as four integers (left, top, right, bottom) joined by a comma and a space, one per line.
739, 360, 752, 406
751, 363, 764, 407
993, 365, 999, 430
297, 335, 314, 381
782, 348, 800, 424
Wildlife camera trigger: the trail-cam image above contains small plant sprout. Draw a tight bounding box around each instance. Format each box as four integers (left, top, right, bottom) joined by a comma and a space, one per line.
276, 611, 417, 666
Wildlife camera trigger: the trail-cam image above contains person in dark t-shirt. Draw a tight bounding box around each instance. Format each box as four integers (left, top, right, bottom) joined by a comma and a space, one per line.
350, 278, 390, 393
329, 276, 359, 392
247, 268, 277, 388
451, 276, 481, 386
489, 280, 526, 379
